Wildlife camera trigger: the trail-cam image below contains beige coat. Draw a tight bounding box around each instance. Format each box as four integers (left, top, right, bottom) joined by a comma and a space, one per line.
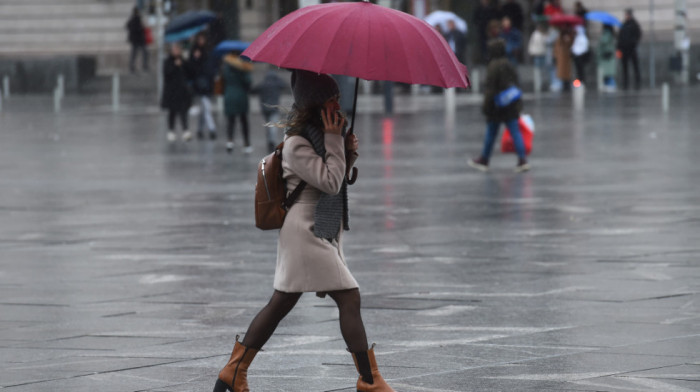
273, 133, 359, 293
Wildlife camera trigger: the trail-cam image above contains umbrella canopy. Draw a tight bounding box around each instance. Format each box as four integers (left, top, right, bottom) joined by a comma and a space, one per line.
548, 14, 585, 26
165, 25, 206, 43
585, 11, 621, 27
165, 10, 216, 35
214, 40, 250, 56
424, 10, 467, 34
241, 1, 469, 89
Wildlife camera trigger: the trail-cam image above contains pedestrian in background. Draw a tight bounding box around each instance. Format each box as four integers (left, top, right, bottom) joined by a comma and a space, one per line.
469, 39, 530, 173
544, 0, 563, 16
500, 16, 522, 65
212, 69, 396, 392
473, 0, 501, 64
251, 69, 288, 152
528, 22, 548, 87
189, 33, 218, 140
500, 0, 524, 31
126, 7, 149, 73
571, 25, 590, 84
597, 24, 618, 92
617, 8, 642, 90
554, 26, 574, 91
443, 19, 467, 64
161, 43, 193, 142
222, 51, 253, 154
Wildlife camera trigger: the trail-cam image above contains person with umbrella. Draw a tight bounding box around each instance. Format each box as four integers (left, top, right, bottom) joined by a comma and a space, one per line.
553, 25, 574, 91
213, 70, 396, 392
189, 32, 218, 140
160, 43, 193, 142
469, 39, 530, 173
222, 50, 253, 153
125, 7, 149, 73
212, 3, 468, 390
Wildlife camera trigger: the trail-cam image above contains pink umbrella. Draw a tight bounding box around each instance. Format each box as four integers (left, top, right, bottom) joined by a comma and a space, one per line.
242, 1, 469, 127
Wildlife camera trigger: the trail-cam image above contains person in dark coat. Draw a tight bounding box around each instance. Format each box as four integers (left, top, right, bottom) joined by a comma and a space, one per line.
443, 19, 467, 64
161, 43, 193, 142
125, 7, 149, 73
189, 32, 217, 140
469, 39, 529, 172
208, 12, 227, 47
222, 51, 253, 153
473, 0, 501, 64
617, 8, 642, 89
251, 69, 288, 152
500, 0, 524, 31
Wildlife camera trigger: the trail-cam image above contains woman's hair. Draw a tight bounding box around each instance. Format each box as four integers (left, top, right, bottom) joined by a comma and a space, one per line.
274, 104, 346, 136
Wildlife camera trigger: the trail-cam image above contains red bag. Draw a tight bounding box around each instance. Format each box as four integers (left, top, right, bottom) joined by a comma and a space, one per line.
501, 114, 534, 155
144, 27, 154, 45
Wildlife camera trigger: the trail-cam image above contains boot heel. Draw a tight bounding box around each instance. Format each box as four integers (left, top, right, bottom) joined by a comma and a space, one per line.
213, 379, 231, 392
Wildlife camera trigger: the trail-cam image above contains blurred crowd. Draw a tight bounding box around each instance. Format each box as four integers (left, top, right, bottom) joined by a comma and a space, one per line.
468, 0, 643, 92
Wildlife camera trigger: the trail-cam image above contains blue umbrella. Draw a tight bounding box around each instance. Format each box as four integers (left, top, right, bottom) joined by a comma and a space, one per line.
165, 10, 216, 35
214, 40, 251, 56
585, 11, 621, 27
165, 24, 207, 43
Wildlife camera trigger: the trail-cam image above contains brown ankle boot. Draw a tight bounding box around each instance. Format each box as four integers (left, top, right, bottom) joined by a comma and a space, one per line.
351, 344, 396, 392
213, 336, 259, 392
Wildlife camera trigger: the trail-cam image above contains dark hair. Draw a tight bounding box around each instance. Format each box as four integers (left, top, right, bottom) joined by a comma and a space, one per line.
280, 104, 346, 136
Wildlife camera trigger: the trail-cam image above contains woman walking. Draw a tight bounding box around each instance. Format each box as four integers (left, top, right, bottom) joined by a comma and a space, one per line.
222, 51, 253, 154
161, 43, 192, 142
469, 39, 530, 172
212, 70, 395, 392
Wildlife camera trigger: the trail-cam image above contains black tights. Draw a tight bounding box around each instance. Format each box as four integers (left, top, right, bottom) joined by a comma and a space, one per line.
168, 109, 188, 131
241, 289, 368, 353
227, 114, 250, 146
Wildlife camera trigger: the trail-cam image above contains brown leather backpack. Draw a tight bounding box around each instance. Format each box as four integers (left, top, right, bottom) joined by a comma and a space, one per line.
255, 142, 306, 230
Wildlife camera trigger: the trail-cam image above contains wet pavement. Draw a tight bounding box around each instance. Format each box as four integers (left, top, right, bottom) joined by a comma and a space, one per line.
1, 88, 699, 392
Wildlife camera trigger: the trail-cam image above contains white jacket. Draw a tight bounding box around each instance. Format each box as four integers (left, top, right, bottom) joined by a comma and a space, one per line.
528, 30, 547, 56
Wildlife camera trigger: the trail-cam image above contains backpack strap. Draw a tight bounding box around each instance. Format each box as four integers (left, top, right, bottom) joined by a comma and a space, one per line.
283, 181, 306, 210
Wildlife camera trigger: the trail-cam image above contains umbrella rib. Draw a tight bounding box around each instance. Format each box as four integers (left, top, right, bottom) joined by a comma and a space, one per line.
276, 6, 341, 72
393, 10, 457, 87
321, 6, 364, 76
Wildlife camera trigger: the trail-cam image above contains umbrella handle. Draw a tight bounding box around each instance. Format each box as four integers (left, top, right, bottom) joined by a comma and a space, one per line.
347, 167, 358, 185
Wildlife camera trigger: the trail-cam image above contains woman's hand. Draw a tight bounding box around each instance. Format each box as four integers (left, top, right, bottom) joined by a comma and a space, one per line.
321, 107, 345, 136
345, 133, 359, 153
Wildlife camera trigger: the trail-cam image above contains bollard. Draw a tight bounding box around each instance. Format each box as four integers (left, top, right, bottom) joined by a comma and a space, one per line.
0, 92, 3, 112
3, 75, 9, 98
597, 67, 604, 92
57, 74, 64, 99
533, 67, 542, 94
53, 87, 61, 113
573, 81, 585, 111
662, 82, 669, 113
411, 84, 420, 95
444, 87, 456, 116
112, 72, 120, 112
471, 69, 480, 94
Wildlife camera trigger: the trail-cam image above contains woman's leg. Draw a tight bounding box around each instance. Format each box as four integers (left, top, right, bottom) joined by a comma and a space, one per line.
179, 108, 189, 131
328, 288, 368, 353
240, 113, 250, 147
227, 115, 236, 142
504, 117, 527, 161
479, 121, 501, 162
241, 290, 302, 350
167, 109, 176, 130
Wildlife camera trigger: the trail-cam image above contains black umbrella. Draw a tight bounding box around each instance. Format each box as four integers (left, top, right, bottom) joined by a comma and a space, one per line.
165, 10, 216, 35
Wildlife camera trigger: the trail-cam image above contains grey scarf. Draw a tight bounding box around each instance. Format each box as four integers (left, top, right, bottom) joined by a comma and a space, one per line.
301, 124, 349, 240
